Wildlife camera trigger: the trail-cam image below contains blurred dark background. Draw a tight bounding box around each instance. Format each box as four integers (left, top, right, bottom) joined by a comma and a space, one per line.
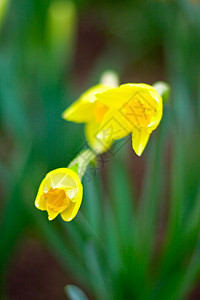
0, 0, 200, 299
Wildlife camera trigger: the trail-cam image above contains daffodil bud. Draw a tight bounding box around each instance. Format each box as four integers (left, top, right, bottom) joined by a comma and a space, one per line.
35, 148, 98, 221
35, 168, 83, 222
100, 70, 119, 88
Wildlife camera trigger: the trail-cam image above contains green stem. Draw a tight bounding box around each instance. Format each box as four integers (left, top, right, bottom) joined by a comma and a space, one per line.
68, 148, 96, 180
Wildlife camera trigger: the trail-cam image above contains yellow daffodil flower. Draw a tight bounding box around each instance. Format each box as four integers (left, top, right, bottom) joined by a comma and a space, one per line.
62, 80, 163, 156
35, 168, 83, 221
95, 83, 163, 156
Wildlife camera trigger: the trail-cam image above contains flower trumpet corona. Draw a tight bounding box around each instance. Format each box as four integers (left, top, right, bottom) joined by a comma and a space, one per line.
95, 83, 163, 156
35, 168, 83, 221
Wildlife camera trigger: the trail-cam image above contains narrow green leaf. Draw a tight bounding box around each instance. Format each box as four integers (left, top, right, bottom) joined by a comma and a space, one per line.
108, 157, 135, 247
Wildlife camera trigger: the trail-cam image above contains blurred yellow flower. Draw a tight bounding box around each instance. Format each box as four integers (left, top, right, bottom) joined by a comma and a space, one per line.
62, 81, 162, 156
62, 84, 115, 153
35, 168, 83, 222
96, 83, 163, 156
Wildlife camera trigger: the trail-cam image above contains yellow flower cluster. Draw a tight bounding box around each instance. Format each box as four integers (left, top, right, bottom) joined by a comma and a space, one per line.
35, 78, 164, 222
62, 83, 162, 156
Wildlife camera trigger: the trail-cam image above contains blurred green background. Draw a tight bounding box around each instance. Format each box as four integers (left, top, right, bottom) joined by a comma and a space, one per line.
0, 0, 200, 299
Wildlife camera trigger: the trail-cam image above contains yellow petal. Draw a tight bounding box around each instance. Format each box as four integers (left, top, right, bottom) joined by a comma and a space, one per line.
95, 85, 132, 109
35, 178, 47, 211
62, 99, 95, 123
61, 184, 83, 221
85, 118, 113, 154
62, 84, 111, 123
148, 95, 163, 131
97, 108, 131, 141
95, 83, 161, 110
47, 209, 60, 221
45, 168, 81, 190
131, 127, 150, 156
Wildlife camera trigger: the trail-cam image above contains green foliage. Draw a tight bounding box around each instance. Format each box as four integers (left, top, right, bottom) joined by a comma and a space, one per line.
0, 0, 200, 299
